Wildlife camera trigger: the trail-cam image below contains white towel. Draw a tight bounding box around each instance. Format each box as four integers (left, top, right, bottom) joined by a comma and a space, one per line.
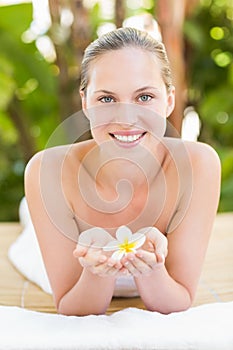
0, 302, 233, 349
8, 197, 138, 297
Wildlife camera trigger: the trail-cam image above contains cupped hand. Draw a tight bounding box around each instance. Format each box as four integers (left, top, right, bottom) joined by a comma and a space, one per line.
121, 227, 168, 276
73, 227, 128, 277
138, 226, 168, 259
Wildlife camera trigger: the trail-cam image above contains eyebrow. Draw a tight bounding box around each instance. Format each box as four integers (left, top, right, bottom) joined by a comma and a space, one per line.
134, 86, 160, 93
94, 86, 160, 94
93, 89, 115, 94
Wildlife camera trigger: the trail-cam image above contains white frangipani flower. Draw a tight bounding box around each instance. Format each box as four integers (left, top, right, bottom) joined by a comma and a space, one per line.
103, 226, 146, 260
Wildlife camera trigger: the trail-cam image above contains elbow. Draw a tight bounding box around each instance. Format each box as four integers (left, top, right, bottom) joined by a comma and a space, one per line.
56, 301, 80, 317
56, 299, 77, 316
57, 308, 106, 317
165, 302, 192, 314
57, 300, 108, 317
146, 302, 192, 315
145, 294, 193, 315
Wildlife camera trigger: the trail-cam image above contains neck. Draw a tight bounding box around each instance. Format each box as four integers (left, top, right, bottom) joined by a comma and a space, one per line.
86, 140, 166, 190
78, 140, 166, 217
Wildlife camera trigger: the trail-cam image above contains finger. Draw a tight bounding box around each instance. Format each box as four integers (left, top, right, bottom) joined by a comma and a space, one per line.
135, 250, 158, 270
94, 262, 120, 277
103, 266, 121, 276
143, 227, 168, 256
90, 254, 123, 276
79, 248, 103, 267
73, 245, 88, 258
117, 267, 130, 276
155, 252, 165, 264
107, 257, 123, 269
98, 255, 108, 263
79, 256, 91, 268
135, 250, 165, 269
123, 260, 142, 277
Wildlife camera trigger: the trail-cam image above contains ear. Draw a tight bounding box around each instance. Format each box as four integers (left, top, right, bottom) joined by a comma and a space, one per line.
80, 89, 91, 121
80, 90, 87, 114
166, 86, 175, 118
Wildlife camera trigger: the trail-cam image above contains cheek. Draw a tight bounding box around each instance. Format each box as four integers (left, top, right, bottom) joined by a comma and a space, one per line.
90, 125, 107, 144
137, 101, 167, 139
87, 105, 117, 131
145, 113, 167, 140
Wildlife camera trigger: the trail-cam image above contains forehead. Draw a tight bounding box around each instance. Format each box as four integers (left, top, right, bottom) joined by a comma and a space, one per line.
87, 47, 163, 87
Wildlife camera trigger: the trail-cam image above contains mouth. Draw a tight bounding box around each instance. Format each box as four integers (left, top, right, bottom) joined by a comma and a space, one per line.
109, 131, 146, 146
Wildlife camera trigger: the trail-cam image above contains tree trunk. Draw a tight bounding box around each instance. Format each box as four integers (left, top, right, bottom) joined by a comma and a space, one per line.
70, 0, 92, 140
157, 0, 187, 136
48, 0, 74, 120
8, 99, 36, 162
48, 0, 92, 140
157, 0, 199, 136
115, 0, 125, 28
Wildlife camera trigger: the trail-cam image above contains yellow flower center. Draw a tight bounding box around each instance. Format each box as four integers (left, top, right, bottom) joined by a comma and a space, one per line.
118, 239, 136, 253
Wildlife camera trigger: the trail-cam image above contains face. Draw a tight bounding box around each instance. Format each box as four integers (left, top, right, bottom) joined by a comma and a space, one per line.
80, 47, 175, 149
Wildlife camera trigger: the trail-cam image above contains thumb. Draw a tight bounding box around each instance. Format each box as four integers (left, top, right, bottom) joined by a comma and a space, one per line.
138, 227, 168, 256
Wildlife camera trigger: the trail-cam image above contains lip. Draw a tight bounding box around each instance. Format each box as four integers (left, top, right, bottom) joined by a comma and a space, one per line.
109, 130, 146, 148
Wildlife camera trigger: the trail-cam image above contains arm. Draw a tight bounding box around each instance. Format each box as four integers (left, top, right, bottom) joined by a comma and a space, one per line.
125, 143, 221, 313
25, 150, 117, 316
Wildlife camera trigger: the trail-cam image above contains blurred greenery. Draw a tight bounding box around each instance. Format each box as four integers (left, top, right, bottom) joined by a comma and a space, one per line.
0, 0, 232, 221
0, 3, 59, 221
184, 0, 233, 211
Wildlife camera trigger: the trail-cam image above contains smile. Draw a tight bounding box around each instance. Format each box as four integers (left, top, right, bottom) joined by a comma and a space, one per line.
109, 132, 146, 143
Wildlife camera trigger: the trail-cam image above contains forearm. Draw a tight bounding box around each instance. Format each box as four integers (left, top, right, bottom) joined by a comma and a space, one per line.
58, 269, 116, 316
135, 265, 192, 314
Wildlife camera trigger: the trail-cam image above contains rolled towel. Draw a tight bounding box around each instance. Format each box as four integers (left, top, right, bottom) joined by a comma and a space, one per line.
18, 196, 31, 228
0, 302, 233, 349
8, 223, 52, 294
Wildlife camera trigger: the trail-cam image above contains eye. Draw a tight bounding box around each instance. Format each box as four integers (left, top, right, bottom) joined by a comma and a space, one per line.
99, 96, 115, 103
138, 94, 153, 102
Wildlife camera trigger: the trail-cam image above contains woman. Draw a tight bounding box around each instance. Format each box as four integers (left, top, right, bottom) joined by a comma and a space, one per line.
25, 27, 221, 316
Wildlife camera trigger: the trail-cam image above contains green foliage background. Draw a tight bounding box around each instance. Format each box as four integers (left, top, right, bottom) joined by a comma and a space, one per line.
184, 0, 233, 211
0, 0, 232, 221
0, 4, 59, 220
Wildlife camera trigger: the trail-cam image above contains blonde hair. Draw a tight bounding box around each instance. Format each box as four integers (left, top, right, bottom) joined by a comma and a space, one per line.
80, 27, 172, 93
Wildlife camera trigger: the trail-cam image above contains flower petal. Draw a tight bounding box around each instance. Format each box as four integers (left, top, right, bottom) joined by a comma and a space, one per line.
111, 250, 126, 261
116, 226, 132, 243
103, 239, 119, 251
78, 227, 112, 248
129, 233, 146, 249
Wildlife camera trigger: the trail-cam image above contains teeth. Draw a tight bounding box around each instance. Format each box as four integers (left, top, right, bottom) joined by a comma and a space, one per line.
113, 134, 143, 142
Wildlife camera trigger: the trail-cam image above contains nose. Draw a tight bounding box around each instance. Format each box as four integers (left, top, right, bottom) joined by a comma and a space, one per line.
114, 103, 138, 126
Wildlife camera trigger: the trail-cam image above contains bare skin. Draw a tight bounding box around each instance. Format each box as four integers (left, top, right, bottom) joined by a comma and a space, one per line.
25, 47, 221, 316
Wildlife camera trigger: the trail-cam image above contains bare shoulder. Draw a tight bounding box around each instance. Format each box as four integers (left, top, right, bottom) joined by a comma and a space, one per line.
163, 138, 221, 215
183, 140, 220, 160
24, 142, 95, 243
163, 138, 221, 173
25, 145, 70, 175
25, 139, 95, 177
182, 140, 221, 175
